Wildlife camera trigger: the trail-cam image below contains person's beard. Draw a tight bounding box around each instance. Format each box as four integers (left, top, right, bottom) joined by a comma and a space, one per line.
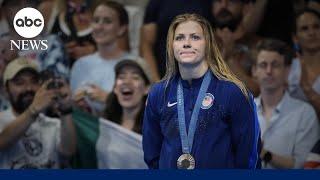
213, 9, 242, 32
9, 91, 35, 114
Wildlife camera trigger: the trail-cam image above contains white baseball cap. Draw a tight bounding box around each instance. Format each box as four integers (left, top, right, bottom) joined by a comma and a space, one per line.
3, 57, 39, 85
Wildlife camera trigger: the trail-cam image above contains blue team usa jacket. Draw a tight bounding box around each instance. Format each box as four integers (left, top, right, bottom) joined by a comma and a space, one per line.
142, 72, 261, 169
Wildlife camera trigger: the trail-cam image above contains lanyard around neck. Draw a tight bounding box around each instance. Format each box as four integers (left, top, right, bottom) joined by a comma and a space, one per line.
177, 71, 212, 154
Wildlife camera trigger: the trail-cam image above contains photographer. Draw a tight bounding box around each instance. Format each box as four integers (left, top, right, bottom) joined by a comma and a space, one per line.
0, 57, 76, 169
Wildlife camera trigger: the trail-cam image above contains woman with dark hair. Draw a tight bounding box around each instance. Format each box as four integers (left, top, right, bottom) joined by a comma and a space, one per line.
143, 13, 260, 169
104, 59, 151, 134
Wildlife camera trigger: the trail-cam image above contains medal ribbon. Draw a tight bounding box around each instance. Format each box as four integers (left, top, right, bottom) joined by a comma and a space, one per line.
177, 71, 211, 154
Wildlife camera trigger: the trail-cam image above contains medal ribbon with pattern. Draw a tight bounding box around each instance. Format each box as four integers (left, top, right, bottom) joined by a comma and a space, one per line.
177, 70, 211, 168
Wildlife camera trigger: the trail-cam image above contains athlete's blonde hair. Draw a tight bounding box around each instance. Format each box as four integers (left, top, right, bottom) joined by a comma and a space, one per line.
165, 13, 249, 98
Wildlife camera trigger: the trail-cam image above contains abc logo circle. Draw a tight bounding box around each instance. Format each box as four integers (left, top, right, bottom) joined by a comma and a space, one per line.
13, 7, 44, 38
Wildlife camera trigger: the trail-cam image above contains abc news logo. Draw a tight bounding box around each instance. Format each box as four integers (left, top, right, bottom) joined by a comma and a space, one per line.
15, 17, 42, 28
10, 7, 48, 51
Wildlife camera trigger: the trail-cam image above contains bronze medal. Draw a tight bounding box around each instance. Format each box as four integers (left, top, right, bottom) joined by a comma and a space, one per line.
177, 154, 195, 169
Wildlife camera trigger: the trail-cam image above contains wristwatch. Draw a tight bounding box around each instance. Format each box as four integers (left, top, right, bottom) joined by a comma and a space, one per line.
263, 151, 272, 163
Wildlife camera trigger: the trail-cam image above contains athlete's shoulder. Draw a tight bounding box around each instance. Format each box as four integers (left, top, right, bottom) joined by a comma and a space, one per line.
146, 80, 166, 105
149, 80, 166, 96
215, 78, 251, 105
213, 78, 243, 95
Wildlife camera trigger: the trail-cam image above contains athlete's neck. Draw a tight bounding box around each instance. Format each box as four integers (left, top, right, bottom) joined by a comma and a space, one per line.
179, 61, 208, 84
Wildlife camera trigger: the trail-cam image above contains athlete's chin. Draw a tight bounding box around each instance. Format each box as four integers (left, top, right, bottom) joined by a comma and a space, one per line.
177, 59, 202, 66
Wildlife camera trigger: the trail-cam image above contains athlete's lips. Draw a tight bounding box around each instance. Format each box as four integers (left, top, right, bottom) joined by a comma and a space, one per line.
180, 51, 195, 55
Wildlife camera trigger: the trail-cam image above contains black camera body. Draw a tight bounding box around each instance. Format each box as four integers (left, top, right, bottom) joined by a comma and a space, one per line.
47, 80, 64, 90
44, 78, 73, 117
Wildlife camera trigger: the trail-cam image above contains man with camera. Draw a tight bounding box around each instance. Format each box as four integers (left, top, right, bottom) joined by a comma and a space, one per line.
0, 57, 76, 169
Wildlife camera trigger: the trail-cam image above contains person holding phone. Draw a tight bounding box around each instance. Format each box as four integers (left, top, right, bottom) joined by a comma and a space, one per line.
0, 57, 76, 169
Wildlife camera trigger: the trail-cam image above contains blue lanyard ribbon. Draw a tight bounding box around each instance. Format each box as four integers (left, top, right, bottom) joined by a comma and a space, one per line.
177, 71, 212, 154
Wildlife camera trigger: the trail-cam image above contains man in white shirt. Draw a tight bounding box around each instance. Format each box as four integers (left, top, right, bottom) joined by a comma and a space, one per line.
0, 57, 76, 169
252, 38, 319, 169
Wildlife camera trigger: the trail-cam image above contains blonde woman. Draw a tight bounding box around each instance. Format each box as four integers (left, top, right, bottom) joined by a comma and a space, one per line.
142, 13, 260, 169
